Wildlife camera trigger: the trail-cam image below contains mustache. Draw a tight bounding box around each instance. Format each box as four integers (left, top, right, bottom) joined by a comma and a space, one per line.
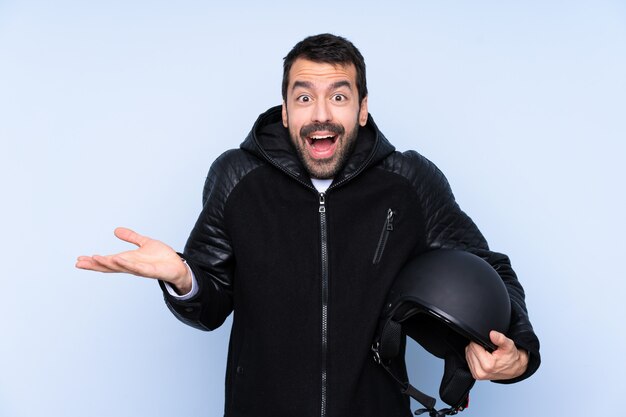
300, 122, 345, 138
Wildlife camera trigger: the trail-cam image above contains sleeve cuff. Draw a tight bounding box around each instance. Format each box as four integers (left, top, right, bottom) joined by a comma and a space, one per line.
163, 261, 198, 300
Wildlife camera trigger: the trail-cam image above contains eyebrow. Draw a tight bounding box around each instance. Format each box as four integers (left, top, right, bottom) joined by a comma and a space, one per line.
292, 80, 314, 91
330, 80, 352, 91
291, 80, 353, 92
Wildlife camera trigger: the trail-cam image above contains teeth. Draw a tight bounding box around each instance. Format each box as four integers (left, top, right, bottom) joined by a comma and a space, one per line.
310, 135, 334, 140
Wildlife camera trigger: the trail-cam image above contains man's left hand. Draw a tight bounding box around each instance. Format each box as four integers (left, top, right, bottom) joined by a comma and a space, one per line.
465, 330, 528, 381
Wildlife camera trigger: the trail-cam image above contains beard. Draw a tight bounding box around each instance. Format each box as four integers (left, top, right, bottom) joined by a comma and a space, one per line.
289, 119, 360, 180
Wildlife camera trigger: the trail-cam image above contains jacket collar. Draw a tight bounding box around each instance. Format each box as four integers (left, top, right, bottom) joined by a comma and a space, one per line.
240, 105, 395, 188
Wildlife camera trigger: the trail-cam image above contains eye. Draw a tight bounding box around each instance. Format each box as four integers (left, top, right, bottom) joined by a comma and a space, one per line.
332, 94, 346, 102
297, 95, 311, 103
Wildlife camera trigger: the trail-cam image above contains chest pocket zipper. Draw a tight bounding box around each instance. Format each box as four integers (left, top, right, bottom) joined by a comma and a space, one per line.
372, 208, 394, 265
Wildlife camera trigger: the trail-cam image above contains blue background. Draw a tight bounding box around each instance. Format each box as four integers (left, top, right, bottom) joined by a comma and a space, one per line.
1, 1, 624, 416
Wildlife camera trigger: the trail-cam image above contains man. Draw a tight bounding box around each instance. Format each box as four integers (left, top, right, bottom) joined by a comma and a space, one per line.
77, 34, 540, 417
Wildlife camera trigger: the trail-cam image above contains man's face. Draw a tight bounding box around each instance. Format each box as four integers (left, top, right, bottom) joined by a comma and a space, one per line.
282, 58, 368, 179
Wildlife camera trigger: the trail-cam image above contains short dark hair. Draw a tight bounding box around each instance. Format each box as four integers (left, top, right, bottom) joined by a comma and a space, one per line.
282, 33, 367, 104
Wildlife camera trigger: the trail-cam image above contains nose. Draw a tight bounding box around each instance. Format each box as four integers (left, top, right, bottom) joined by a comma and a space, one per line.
312, 99, 332, 123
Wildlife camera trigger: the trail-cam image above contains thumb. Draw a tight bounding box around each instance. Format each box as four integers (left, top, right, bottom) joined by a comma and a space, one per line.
114, 227, 149, 247
490, 330, 513, 351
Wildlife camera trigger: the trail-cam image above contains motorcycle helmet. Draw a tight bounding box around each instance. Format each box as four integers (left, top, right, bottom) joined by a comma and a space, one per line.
372, 249, 511, 416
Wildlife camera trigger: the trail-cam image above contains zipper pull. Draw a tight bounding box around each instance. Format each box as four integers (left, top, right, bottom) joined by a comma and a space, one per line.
319, 192, 326, 213
386, 208, 394, 231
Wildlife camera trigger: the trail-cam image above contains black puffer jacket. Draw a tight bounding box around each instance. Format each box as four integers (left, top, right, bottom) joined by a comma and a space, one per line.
159, 105, 540, 417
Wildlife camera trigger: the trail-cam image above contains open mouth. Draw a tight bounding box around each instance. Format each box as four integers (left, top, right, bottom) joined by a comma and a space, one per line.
300, 123, 344, 160
305, 133, 338, 159
307, 134, 338, 151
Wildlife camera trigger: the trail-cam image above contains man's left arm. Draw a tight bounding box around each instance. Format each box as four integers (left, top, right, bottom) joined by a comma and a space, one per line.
406, 151, 540, 383
462, 249, 540, 383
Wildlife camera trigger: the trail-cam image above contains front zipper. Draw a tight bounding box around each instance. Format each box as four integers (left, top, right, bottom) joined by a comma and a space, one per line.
372, 208, 394, 264
318, 192, 329, 417
246, 111, 386, 417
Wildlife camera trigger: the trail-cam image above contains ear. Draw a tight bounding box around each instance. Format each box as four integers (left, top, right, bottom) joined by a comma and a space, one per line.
358, 96, 369, 126
282, 101, 288, 128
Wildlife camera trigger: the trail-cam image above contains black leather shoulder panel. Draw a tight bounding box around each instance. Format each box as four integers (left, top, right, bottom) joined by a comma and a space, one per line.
161, 149, 264, 331
379, 150, 488, 251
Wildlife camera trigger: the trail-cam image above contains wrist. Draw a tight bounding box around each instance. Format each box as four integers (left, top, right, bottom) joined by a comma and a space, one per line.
515, 349, 529, 376
171, 259, 193, 295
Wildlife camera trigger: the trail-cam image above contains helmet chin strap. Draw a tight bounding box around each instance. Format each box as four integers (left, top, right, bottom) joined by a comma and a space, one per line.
371, 343, 467, 416
414, 406, 466, 417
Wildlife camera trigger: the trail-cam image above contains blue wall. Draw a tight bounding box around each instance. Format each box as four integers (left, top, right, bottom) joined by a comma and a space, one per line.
1, 1, 624, 416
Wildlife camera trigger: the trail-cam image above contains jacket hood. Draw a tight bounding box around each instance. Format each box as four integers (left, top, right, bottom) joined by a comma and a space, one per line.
240, 105, 395, 188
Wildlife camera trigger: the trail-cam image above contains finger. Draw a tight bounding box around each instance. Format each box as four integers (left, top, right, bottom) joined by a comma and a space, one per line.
114, 227, 150, 248
465, 340, 486, 357
465, 343, 481, 370
77, 255, 99, 265
111, 256, 157, 279
91, 254, 136, 273
490, 330, 515, 352
76, 257, 118, 273
465, 345, 487, 380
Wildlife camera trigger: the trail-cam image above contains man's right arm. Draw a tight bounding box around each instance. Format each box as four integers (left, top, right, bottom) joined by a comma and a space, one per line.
158, 149, 263, 331
76, 150, 259, 331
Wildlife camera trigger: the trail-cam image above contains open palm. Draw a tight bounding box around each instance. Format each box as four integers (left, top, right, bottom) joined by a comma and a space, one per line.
76, 227, 188, 286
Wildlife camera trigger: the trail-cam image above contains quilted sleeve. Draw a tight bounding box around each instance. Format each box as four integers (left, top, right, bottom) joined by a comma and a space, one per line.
158, 149, 262, 331
403, 150, 541, 383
